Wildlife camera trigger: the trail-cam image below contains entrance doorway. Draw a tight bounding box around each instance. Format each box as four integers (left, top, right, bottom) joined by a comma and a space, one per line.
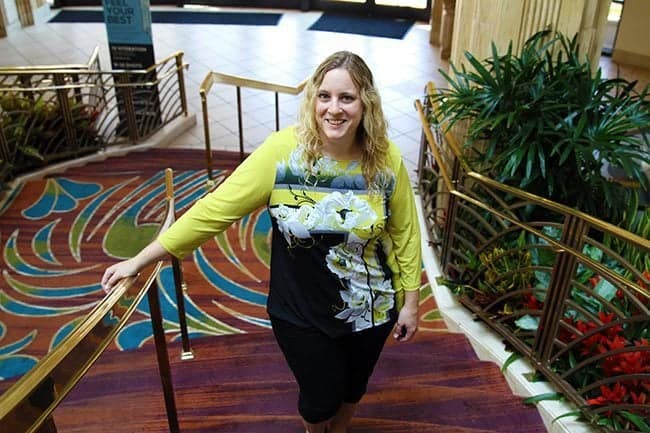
311, 0, 431, 21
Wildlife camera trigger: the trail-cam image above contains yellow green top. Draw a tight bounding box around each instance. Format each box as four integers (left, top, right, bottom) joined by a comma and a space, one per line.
159, 126, 421, 336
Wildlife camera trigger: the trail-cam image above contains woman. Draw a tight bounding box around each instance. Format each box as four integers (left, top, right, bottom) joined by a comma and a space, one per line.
102, 51, 422, 433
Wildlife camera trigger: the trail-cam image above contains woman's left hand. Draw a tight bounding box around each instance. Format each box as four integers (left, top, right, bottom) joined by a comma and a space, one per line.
393, 303, 418, 342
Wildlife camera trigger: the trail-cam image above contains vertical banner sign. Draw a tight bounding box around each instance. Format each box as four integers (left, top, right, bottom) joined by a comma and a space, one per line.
103, 0, 161, 136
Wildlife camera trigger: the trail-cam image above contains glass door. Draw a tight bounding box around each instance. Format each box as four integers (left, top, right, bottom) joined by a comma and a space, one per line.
603, 0, 624, 55
311, 0, 431, 21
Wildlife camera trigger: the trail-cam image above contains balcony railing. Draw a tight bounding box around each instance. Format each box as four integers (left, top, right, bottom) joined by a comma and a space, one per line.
0, 50, 188, 187
417, 82, 650, 432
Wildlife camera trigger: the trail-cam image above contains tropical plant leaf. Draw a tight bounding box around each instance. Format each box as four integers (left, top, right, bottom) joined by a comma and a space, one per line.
501, 351, 521, 372
515, 315, 540, 331
552, 410, 583, 424
619, 411, 650, 432
594, 278, 618, 302
523, 392, 564, 405
432, 29, 649, 224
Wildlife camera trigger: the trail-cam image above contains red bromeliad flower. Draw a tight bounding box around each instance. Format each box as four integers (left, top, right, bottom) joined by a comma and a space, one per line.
635, 270, 650, 304
630, 390, 647, 405
598, 312, 624, 339
587, 382, 627, 406
523, 293, 542, 310
603, 349, 650, 376
558, 317, 575, 343
573, 312, 626, 357
586, 337, 650, 418
639, 270, 650, 289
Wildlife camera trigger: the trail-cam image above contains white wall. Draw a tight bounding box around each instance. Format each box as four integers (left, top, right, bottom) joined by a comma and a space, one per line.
3, 0, 20, 26
612, 0, 650, 67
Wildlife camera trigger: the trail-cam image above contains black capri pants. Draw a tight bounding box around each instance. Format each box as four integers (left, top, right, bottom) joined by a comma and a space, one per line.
271, 316, 395, 424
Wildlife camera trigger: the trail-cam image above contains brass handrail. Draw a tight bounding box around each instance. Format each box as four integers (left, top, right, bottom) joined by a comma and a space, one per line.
0, 171, 182, 433
199, 70, 307, 181
465, 171, 650, 253
0, 268, 156, 433
201, 71, 306, 96
0, 50, 182, 76
0, 65, 186, 92
0, 46, 101, 72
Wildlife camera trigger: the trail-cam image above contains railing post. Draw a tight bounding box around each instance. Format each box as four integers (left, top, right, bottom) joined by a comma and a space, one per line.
174, 53, 188, 116
236, 86, 244, 161
171, 257, 193, 360
115, 73, 139, 142
274, 92, 280, 131
71, 73, 83, 104
200, 86, 213, 183
440, 158, 461, 274
53, 74, 79, 152
417, 91, 430, 182
534, 214, 588, 363
164, 168, 193, 360
148, 279, 180, 433
0, 122, 9, 165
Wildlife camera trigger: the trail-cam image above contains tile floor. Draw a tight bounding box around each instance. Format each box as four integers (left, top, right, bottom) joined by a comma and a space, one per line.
1, 4, 648, 181
1, 5, 450, 180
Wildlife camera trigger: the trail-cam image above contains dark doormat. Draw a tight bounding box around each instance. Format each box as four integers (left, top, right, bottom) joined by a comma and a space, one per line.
308, 12, 413, 39
49, 9, 282, 25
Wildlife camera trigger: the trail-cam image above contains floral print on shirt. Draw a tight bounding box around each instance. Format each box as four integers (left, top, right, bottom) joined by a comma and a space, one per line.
269, 147, 395, 332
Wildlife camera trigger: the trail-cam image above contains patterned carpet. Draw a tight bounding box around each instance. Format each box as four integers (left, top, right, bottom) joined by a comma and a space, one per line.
0, 148, 445, 383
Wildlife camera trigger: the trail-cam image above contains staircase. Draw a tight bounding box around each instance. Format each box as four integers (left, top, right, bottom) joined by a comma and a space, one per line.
55, 330, 546, 433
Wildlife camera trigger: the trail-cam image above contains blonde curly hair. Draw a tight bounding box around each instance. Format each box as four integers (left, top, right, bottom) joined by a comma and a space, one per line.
295, 51, 390, 190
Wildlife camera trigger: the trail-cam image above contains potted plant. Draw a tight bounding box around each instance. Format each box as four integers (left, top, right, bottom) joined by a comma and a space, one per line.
429, 30, 650, 224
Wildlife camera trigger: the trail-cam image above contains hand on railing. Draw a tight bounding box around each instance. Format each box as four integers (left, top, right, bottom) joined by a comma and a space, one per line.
101, 258, 142, 293
101, 239, 168, 293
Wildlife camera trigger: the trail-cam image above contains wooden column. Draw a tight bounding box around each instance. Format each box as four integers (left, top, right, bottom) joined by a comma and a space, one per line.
0, 1, 7, 38
15, 0, 33, 27
429, 0, 443, 45
449, 0, 610, 70
440, 0, 456, 59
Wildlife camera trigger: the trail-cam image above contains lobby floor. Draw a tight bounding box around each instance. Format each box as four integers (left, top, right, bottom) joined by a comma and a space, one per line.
1, 5, 450, 179
1, 4, 649, 180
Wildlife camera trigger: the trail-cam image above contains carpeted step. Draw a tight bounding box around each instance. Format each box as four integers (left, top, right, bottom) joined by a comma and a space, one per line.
54, 330, 545, 433
55, 148, 242, 176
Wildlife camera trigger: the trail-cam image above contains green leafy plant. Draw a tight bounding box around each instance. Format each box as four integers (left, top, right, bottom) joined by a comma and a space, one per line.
430, 30, 650, 223
0, 92, 101, 190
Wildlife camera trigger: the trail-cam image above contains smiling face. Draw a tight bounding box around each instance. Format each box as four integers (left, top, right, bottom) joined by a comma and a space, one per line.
316, 68, 364, 156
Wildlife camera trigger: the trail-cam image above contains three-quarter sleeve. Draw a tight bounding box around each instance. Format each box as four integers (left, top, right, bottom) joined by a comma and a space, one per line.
158, 132, 281, 258
386, 155, 422, 293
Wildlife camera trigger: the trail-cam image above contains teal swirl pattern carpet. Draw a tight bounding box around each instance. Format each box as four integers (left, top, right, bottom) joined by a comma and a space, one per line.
0, 149, 443, 384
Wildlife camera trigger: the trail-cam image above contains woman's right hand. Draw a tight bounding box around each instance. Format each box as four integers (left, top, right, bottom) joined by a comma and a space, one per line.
100, 240, 168, 294
101, 259, 140, 293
